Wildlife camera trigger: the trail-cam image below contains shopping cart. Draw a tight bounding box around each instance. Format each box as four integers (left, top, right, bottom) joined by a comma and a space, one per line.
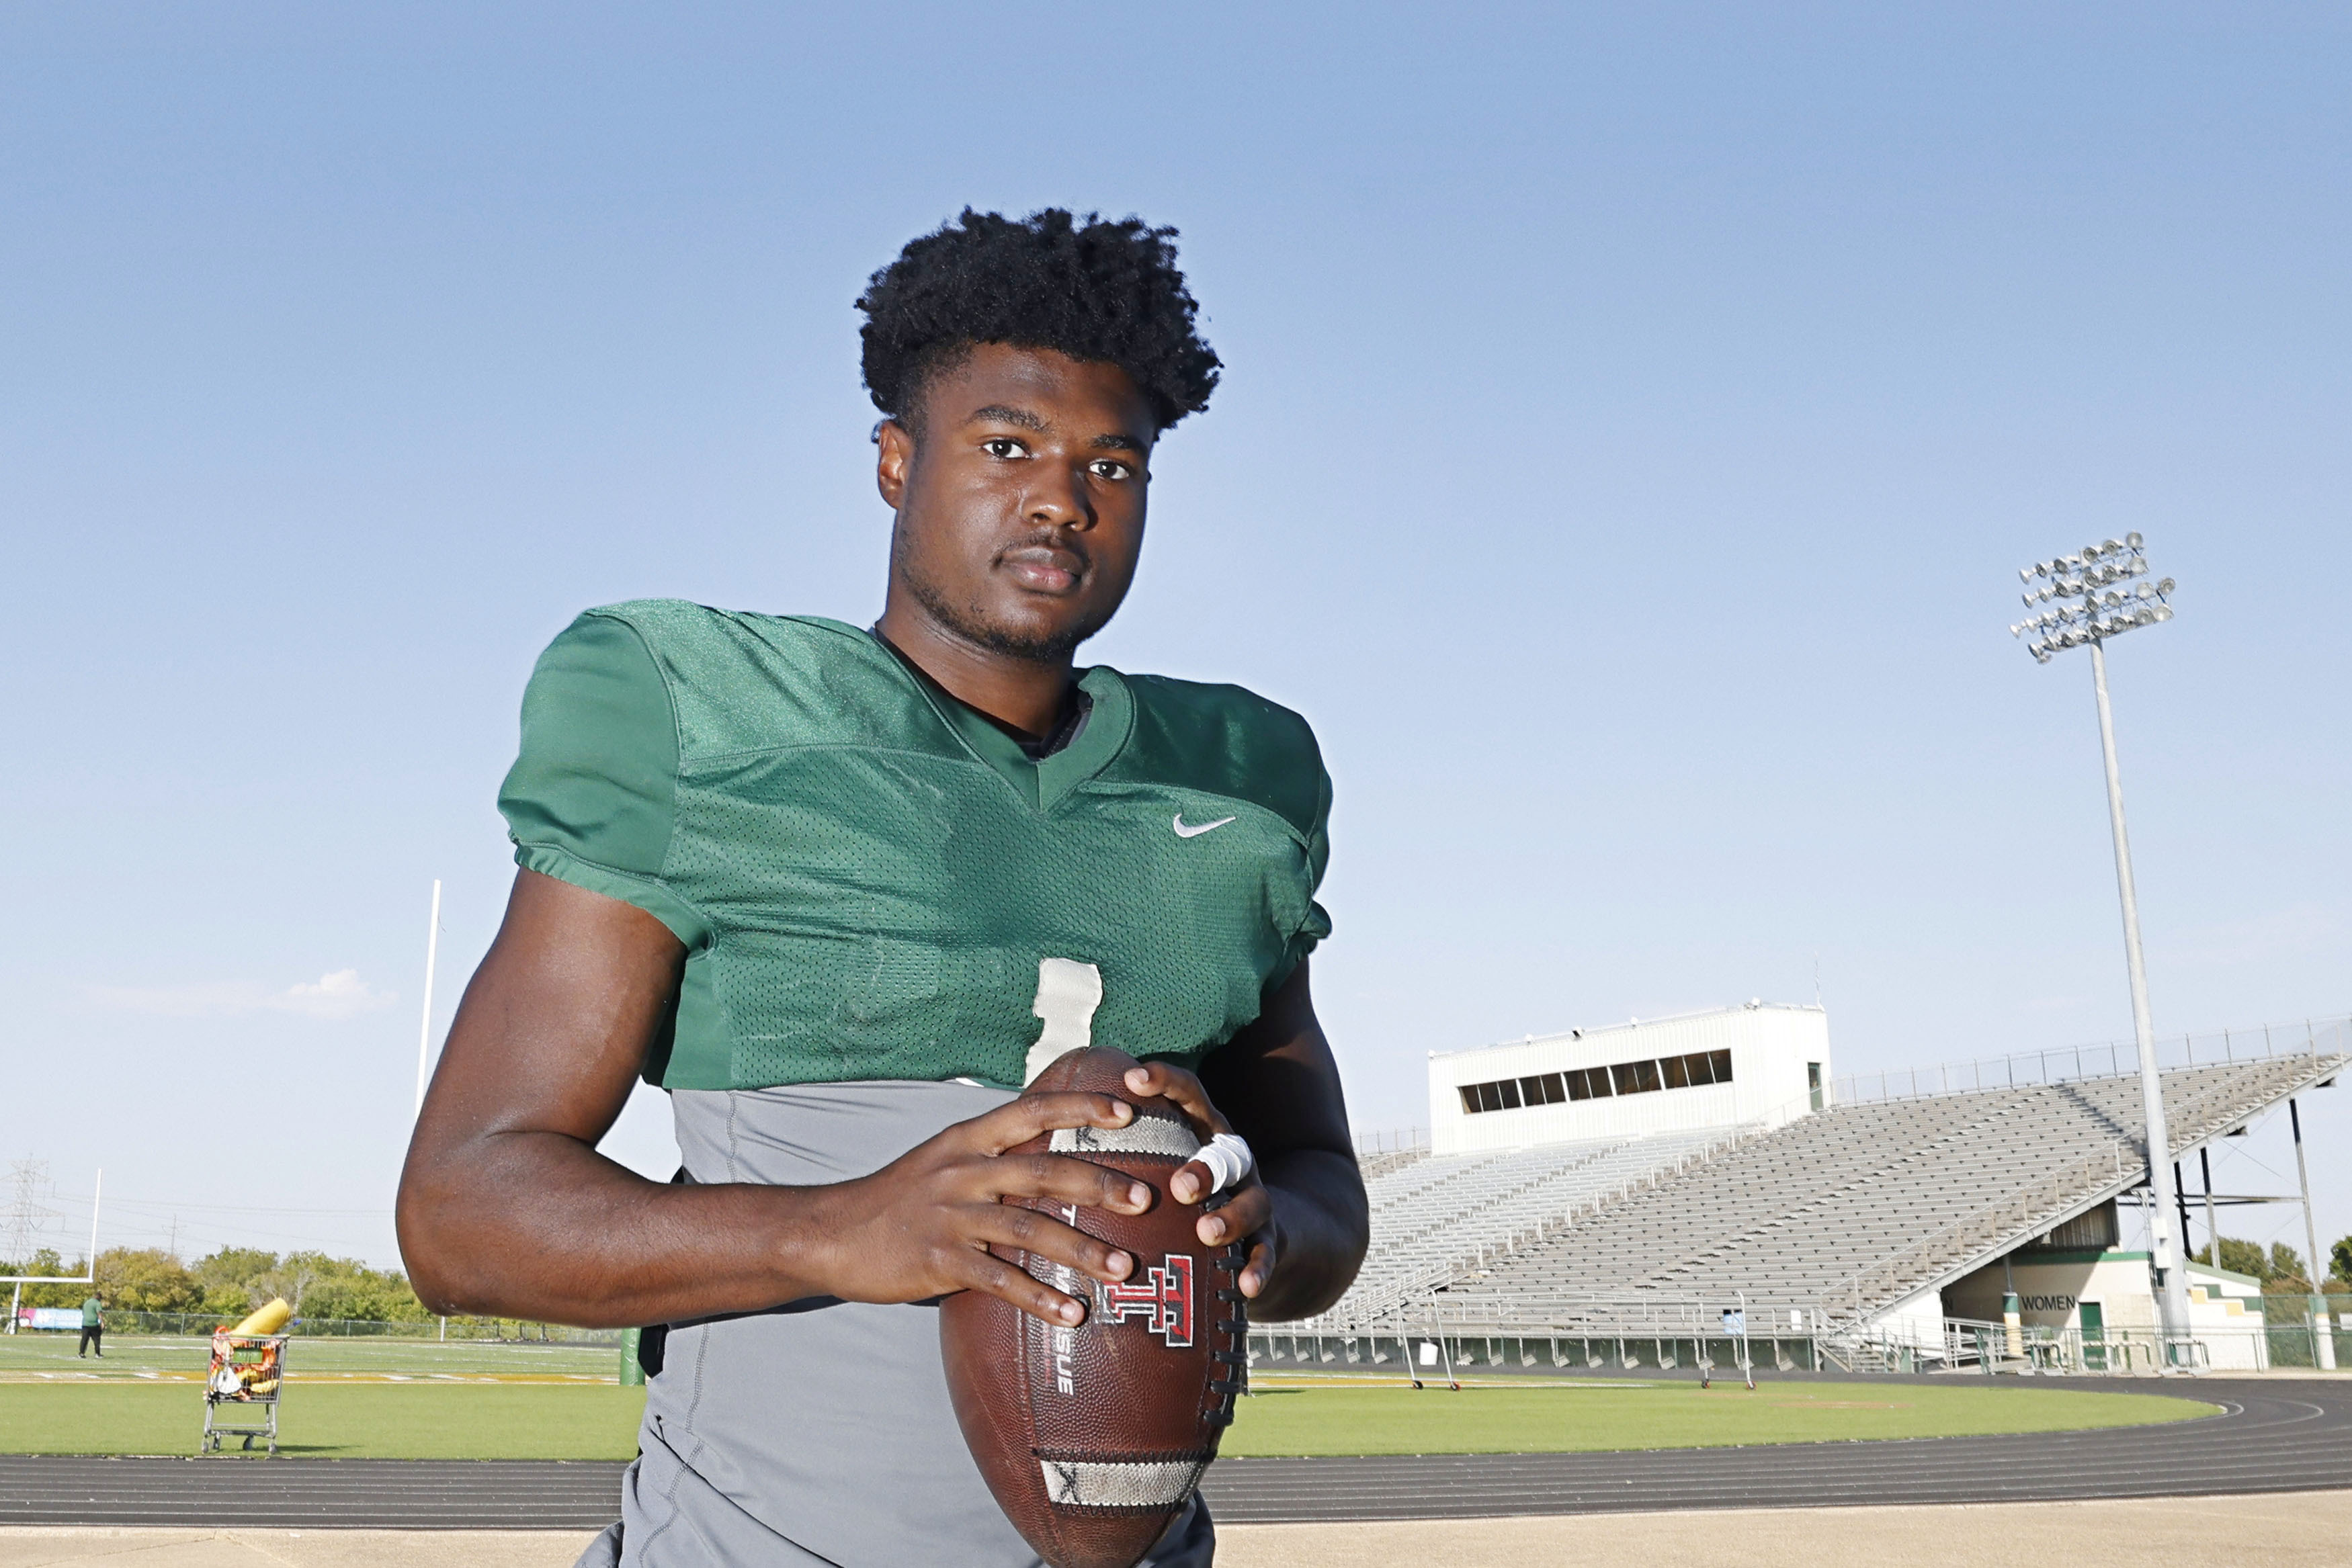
200, 1331, 288, 1454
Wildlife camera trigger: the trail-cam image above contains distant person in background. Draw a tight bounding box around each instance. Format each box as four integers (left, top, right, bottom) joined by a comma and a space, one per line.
77, 1293, 102, 1357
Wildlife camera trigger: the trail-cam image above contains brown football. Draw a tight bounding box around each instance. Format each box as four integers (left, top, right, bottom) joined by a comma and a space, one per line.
941, 1047, 1249, 1568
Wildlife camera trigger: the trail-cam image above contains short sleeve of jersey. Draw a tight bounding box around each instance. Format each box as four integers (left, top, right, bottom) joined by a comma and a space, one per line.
1111, 670, 1335, 1000
497, 611, 712, 949
1286, 765, 1334, 985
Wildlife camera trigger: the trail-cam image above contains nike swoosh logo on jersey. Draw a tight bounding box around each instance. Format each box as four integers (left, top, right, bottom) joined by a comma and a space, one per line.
1172, 814, 1236, 838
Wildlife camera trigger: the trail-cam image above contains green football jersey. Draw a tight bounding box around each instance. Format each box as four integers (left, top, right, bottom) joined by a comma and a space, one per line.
498, 601, 1332, 1092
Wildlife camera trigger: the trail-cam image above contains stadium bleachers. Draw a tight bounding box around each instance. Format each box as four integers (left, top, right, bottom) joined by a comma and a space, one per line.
1325, 1053, 2344, 1331
1323, 1128, 1732, 1322
1352, 1145, 1431, 1184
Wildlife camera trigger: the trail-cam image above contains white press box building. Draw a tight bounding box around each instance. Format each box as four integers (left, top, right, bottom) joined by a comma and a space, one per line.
1427, 1002, 1829, 1156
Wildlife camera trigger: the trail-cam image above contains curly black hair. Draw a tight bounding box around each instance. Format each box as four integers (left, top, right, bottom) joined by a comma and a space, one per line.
857, 208, 1220, 433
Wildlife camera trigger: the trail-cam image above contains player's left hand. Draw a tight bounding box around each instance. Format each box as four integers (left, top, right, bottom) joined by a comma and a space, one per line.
1120, 1062, 1277, 1301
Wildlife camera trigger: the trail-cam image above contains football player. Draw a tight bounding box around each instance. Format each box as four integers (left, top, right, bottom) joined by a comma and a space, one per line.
397, 208, 1369, 1567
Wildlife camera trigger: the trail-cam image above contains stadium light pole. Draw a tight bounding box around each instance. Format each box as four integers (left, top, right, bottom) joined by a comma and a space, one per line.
2009, 533, 2193, 1364
414, 879, 443, 1116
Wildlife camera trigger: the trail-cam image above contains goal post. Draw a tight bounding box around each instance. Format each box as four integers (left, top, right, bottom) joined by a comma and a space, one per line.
3, 1170, 102, 1333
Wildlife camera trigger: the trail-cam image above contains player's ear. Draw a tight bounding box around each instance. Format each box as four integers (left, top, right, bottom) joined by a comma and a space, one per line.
876, 417, 914, 510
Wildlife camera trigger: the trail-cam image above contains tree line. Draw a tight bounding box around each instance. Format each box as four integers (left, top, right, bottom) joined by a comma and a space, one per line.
5, 1246, 433, 1323
2192, 1235, 2352, 1293
13, 1233, 2347, 1325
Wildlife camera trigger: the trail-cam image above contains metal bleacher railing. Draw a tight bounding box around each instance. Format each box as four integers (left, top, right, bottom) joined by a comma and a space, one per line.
1247, 1301, 2352, 1382
1830, 1014, 2350, 1106
1349, 1127, 1431, 1184
1251, 1291, 1823, 1379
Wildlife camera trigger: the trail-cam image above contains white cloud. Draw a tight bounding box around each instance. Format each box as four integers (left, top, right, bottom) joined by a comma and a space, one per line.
273, 969, 398, 1019
88, 969, 398, 1022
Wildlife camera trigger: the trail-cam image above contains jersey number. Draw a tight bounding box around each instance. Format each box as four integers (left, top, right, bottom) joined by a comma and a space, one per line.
1025, 958, 1103, 1084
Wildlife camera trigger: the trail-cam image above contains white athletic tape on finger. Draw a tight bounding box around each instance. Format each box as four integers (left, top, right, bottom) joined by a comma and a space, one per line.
1195, 1133, 1254, 1194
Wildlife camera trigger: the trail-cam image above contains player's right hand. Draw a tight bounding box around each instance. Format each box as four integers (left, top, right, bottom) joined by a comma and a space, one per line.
805, 1093, 1154, 1325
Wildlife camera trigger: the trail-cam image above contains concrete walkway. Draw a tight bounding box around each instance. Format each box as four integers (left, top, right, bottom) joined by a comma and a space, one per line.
5, 1491, 2348, 1567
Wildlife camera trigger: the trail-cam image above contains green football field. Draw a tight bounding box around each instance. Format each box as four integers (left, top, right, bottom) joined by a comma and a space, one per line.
0, 1383, 647, 1459
1221, 1375, 2212, 1455
0, 1373, 2212, 1461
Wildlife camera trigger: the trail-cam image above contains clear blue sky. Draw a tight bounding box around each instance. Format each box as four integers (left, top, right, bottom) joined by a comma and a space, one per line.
4, 4, 2345, 1272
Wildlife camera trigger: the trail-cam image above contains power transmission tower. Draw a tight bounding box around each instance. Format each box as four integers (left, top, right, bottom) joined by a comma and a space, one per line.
3, 1160, 56, 1266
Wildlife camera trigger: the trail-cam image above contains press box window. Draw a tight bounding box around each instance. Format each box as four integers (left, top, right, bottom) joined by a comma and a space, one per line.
1518, 1072, 1568, 1106
1458, 1080, 1520, 1113
1611, 1059, 1663, 1095
1458, 1049, 1732, 1115
1662, 1049, 1734, 1088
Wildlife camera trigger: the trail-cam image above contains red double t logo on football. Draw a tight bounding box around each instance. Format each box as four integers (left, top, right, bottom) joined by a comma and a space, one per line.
1099, 1254, 1193, 1348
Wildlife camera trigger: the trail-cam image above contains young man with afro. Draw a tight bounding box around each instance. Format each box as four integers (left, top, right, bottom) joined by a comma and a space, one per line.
396, 209, 1369, 1567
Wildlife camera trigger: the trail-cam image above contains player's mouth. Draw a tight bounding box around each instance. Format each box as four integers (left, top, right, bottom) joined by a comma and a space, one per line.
998, 542, 1089, 595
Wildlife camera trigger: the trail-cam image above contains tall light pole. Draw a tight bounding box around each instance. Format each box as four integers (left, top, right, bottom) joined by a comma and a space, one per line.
2011, 533, 2191, 1364
415, 879, 443, 1116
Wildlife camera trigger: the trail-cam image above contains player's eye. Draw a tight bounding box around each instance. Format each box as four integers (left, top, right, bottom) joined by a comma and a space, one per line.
981, 437, 1030, 460
1088, 459, 1136, 482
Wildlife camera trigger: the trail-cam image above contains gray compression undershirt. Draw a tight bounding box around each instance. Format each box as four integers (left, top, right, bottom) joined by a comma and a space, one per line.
577, 1081, 1214, 1568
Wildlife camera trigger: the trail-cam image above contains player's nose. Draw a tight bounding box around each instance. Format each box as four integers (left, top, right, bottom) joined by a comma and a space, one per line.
1023, 461, 1097, 531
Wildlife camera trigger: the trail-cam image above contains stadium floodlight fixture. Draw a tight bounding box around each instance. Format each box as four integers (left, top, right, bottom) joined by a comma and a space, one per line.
2007, 532, 2192, 1361
2010, 533, 2175, 662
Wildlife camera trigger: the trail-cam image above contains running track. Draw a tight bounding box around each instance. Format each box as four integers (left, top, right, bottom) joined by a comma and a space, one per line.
2, 1377, 2345, 1529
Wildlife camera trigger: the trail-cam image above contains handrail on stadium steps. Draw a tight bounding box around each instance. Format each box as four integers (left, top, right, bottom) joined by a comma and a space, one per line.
1830, 1014, 2349, 1108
